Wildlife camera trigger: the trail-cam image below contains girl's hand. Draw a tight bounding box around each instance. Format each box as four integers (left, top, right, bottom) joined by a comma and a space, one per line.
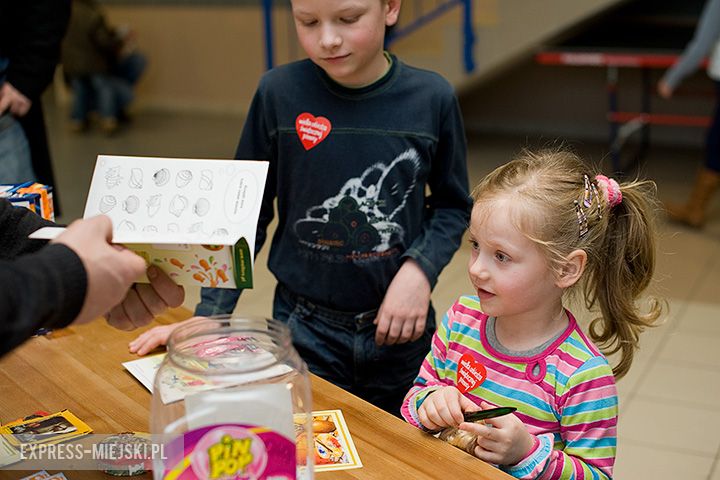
128, 323, 181, 355
418, 386, 479, 431
459, 401, 535, 466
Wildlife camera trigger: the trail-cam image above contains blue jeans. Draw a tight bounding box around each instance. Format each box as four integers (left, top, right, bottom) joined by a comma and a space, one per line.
71, 74, 133, 121
707, 81, 720, 172
0, 113, 35, 184
115, 52, 147, 85
196, 286, 241, 316
70, 52, 147, 122
272, 283, 435, 417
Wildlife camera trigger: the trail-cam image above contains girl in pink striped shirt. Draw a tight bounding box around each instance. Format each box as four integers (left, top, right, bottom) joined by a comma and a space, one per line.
402, 149, 663, 479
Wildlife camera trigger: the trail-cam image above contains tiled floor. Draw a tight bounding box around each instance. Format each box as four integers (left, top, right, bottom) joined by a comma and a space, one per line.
44, 104, 720, 479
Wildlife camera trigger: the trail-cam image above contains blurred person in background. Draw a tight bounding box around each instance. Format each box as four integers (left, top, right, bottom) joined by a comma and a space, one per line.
659, 0, 720, 228
0, 0, 69, 213
62, 0, 147, 134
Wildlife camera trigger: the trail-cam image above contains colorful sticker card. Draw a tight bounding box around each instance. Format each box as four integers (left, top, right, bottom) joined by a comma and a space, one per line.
122, 353, 166, 392
294, 410, 362, 472
123, 349, 293, 405
0, 434, 21, 468
18, 471, 51, 480
0, 410, 92, 448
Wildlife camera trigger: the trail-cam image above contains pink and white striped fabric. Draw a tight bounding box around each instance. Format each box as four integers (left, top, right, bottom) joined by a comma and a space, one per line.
402, 296, 617, 479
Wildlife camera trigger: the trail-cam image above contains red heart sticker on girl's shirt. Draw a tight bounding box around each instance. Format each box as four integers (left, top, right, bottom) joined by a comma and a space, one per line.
457, 353, 487, 393
296, 113, 332, 150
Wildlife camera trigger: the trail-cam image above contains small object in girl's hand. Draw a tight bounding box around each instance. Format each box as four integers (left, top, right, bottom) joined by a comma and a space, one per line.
33, 328, 52, 336
462, 406, 516, 423
438, 425, 481, 454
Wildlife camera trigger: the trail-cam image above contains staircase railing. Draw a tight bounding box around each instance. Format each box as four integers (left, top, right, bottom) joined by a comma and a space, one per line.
262, 0, 476, 73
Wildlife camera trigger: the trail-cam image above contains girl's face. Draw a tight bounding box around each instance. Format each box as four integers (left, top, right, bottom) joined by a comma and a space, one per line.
291, 0, 400, 87
467, 198, 564, 321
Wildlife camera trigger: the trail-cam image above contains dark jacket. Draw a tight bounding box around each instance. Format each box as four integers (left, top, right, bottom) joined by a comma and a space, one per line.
0, 0, 71, 213
0, 199, 87, 357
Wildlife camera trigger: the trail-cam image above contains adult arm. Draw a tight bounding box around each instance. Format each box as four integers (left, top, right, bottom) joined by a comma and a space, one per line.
235, 77, 277, 257
0, 200, 79, 354
0, 203, 182, 356
0, 198, 55, 260
4, 0, 71, 100
194, 78, 276, 315
661, 0, 720, 91
375, 89, 472, 345
0, 241, 86, 357
401, 92, 472, 288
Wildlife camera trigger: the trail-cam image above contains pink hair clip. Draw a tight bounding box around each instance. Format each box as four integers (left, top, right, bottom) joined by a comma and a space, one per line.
595, 174, 622, 208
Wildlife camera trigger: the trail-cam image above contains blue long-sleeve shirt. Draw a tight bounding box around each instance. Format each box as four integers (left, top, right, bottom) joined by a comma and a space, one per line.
235, 55, 471, 311
662, 0, 720, 87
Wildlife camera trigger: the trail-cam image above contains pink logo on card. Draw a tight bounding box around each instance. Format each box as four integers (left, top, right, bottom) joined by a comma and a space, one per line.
192, 427, 267, 479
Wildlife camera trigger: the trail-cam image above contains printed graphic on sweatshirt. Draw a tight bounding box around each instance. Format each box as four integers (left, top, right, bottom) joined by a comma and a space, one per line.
294, 149, 420, 261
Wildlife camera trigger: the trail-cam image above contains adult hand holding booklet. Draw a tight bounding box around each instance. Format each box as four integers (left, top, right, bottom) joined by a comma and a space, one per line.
31, 155, 269, 289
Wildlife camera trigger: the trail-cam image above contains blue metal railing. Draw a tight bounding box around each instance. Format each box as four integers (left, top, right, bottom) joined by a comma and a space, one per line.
386, 0, 475, 73
262, 0, 476, 73
262, 0, 275, 70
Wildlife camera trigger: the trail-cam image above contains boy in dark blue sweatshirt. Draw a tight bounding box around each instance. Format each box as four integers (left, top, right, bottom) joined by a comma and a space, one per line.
132, 0, 471, 415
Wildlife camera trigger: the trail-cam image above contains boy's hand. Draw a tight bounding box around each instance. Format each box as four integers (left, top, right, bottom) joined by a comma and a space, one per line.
459, 401, 535, 466
104, 265, 185, 331
129, 316, 215, 355
129, 323, 181, 355
418, 386, 479, 431
374, 259, 431, 345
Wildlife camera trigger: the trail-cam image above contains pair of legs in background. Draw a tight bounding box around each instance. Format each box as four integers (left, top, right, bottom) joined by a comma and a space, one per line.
197, 284, 435, 416
0, 112, 34, 184
666, 80, 720, 227
69, 52, 147, 133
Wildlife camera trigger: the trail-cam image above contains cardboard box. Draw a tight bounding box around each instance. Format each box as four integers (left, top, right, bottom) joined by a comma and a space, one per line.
1, 182, 54, 220
32, 155, 268, 289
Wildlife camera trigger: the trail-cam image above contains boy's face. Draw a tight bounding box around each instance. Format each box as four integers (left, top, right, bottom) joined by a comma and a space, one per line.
291, 0, 400, 87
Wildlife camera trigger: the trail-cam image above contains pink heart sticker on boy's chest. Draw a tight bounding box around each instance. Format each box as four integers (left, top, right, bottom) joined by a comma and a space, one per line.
457, 353, 487, 393
296, 113, 332, 151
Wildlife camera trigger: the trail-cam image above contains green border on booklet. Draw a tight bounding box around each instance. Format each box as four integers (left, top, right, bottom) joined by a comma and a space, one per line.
232, 238, 253, 289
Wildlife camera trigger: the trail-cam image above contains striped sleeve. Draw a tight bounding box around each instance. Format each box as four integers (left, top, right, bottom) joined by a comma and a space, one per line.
401, 304, 454, 428
503, 356, 617, 479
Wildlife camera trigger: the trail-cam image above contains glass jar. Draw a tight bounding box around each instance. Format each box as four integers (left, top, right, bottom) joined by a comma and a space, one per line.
150, 316, 313, 480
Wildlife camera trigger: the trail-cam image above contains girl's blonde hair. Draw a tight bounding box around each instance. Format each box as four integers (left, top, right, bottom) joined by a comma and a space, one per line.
471, 148, 663, 379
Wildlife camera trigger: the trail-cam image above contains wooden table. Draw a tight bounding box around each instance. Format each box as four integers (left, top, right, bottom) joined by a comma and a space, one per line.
0, 311, 511, 479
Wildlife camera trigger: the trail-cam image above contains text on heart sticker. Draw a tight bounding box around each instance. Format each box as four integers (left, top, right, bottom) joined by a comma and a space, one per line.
296, 113, 332, 150
457, 353, 487, 393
